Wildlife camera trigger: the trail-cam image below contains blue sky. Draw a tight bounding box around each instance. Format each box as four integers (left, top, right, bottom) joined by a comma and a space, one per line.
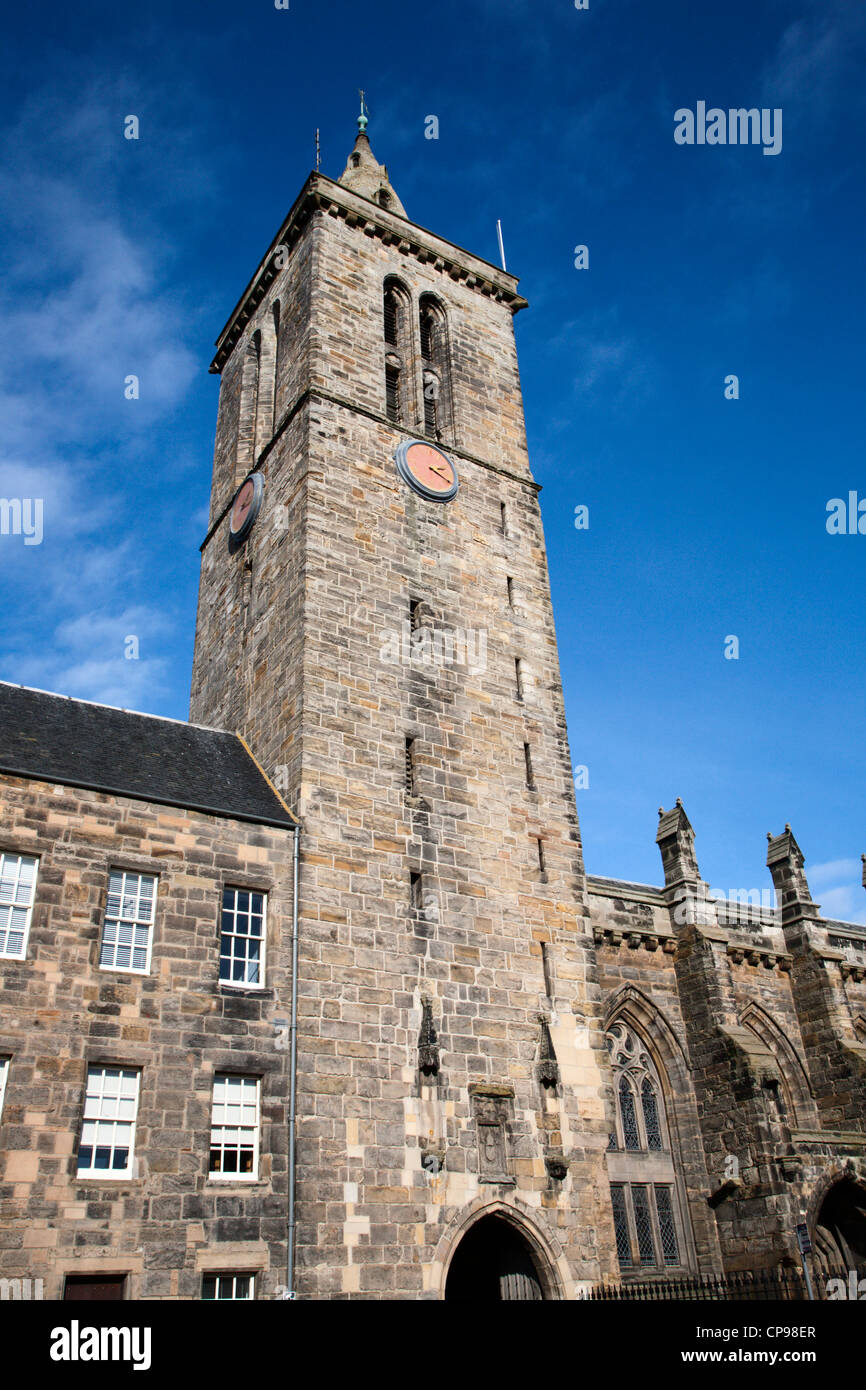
0, 0, 863, 916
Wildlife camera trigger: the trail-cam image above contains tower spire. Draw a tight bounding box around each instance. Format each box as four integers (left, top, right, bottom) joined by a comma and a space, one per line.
337, 93, 408, 218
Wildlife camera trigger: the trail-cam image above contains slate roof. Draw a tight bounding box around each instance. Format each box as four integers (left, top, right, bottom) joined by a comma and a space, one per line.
0, 682, 297, 830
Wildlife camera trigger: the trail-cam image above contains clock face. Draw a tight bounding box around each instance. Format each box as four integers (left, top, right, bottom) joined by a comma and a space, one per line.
395, 440, 459, 503
228, 472, 264, 549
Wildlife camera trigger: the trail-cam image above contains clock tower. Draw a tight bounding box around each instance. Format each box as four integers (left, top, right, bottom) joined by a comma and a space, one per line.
190, 116, 619, 1298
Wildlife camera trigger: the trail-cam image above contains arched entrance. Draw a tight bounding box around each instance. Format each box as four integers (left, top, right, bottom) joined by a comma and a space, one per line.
813, 1178, 866, 1277
444, 1214, 547, 1301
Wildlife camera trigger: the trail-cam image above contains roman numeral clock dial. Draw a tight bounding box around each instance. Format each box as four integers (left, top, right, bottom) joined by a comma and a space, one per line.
395, 440, 459, 503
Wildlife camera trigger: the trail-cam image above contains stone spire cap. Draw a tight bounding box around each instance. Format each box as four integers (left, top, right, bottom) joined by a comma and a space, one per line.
338, 126, 408, 219
656, 799, 701, 889
766, 824, 805, 869
656, 797, 695, 844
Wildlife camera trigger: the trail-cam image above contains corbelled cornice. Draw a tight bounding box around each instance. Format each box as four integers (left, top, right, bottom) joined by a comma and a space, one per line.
210, 173, 528, 374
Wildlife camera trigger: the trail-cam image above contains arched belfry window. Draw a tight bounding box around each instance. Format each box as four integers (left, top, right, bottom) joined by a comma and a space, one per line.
237, 330, 261, 480
418, 294, 453, 442
383, 277, 412, 426
605, 1022, 690, 1273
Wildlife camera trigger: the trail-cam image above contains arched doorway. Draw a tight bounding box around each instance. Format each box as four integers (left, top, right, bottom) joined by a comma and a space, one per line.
813, 1179, 866, 1277
444, 1215, 547, 1301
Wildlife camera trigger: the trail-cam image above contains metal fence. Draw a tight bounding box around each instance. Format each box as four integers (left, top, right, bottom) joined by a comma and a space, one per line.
585, 1266, 845, 1301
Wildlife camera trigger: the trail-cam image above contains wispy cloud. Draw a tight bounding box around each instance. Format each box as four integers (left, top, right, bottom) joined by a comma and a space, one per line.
808, 858, 866, 926
0, 63, 218, 707
762, 0, 866, 122
4, 604, 173, 710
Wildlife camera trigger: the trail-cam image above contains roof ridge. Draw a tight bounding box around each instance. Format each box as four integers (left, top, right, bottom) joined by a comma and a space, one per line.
0, 680, 225, 735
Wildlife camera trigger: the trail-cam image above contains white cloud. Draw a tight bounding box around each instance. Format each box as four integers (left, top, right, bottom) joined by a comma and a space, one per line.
8, 604, 172, 709
808, 859, 866, 926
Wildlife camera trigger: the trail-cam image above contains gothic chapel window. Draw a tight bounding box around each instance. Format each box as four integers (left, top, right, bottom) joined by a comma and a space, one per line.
605, 1022, 688, 1273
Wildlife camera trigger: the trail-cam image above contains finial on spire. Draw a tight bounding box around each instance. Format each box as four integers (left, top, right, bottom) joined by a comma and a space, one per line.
358, 90, 369, 134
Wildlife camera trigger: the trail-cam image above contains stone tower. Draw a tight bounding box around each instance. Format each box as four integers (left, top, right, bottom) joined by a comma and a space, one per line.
190, 116, 618, 1298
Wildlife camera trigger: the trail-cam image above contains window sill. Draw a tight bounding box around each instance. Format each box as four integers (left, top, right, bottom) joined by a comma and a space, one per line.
218, 984, 273, 999
207, 1177, 264, 1186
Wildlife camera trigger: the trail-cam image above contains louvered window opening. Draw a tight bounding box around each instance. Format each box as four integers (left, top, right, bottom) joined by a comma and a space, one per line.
384, 293, 398, 347
423, 380, 438, 436
385, 364, 401, 423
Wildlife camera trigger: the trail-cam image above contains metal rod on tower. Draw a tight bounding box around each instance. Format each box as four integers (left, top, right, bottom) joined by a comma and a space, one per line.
496, 219, 507, 271
315, 129, 320, 171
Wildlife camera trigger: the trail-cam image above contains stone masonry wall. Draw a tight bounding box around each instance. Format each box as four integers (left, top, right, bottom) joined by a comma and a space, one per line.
0, 774, 296, 1300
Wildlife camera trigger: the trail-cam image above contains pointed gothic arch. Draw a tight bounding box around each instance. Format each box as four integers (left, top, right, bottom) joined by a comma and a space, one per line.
805, 1167, 866, 1278
738, 1001, 814, 1128
438, 1198, 567, 1301
604, 987, 698, 1274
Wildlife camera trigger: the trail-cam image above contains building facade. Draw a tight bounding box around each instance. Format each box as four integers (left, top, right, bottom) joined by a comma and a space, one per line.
0, 120, 864, 1299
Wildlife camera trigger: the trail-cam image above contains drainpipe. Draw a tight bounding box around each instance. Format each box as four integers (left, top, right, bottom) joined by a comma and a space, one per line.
285, 823, 301, 1299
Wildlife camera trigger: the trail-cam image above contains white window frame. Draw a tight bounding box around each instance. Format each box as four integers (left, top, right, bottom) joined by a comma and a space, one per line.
219, 887, 267, 989
76, 1066, 141, 1180
209, 1074, 261, 1182
0, 852, 39, 960
99, 870, 157, 975
201, 1273, 255, 1300
0, 1057, 9, 1121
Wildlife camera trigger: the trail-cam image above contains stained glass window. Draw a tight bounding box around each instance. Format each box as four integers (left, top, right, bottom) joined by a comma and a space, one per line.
642, 1077, 663, 1150
620, 1076, 640, 1150
610, 1184, 633, 1268
632, 1185, 656, 1267
655, 1185, 681, 1266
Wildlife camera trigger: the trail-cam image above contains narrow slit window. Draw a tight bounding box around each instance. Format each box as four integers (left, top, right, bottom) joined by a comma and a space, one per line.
524, 742, 535, 789
501, 501, 508, 535
410, 872, 424, 912
405, 737, 416, 795
536, 837, 546, 873
541, 942, 554, 999
507, 577, 514, 608
515, 658, 524, 701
